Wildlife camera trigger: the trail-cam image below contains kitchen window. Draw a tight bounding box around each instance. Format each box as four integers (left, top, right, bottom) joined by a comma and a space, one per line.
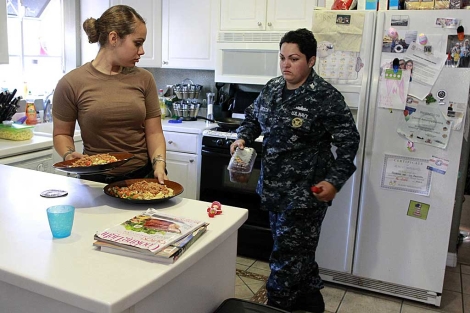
0, 0, 78, 97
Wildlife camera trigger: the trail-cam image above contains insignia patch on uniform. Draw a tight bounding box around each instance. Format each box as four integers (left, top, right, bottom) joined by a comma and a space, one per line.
292, 118, 303, 128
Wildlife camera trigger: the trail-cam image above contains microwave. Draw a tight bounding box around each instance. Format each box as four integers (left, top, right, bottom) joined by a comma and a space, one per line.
215, 32, 284, 85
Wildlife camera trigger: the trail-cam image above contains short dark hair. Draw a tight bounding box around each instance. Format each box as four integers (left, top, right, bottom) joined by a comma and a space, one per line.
280, 28, 317, 60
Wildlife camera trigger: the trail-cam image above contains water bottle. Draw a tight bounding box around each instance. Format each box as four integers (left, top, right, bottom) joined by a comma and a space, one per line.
159, 89, 166, 119
206, 93, 215, 122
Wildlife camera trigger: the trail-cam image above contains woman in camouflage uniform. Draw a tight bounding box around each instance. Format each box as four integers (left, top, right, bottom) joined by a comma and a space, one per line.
230, 29, 360, 313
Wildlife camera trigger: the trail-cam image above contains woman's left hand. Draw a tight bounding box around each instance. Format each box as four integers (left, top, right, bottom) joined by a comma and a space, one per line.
153, 163, 168, 184
312, 181, 337, 202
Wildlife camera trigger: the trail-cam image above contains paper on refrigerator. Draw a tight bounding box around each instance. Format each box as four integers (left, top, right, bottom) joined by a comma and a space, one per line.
381, 154, 432, 196
312, 11, 365, 52
397, 103, 452, 149
377, 68, 411, 110
404, 42, 447, 100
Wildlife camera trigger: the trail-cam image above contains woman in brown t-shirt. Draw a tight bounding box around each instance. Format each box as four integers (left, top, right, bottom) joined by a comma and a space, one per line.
53, 5, 167, 184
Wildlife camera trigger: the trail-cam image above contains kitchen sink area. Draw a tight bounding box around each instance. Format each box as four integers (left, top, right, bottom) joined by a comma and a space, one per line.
33, 122, 81, 141
32, 122, 84, 175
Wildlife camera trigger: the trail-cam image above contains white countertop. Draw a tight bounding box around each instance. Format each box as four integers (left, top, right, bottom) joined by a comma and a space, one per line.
0, 135, 53, 158
162, 119, 217, 134
0, 165, 247, 313
0, 120, 215, 159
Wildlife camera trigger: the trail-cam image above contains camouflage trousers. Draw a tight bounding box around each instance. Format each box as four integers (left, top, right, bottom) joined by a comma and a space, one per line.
266, 206, 328, 310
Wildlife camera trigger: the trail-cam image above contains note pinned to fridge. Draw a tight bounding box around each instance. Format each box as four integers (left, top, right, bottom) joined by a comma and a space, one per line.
377, 67, 411, 110
405, 42, 447, 100
312, 11, 365, 52
318, 50, 363, 80
438, 100, 466, 131
397, 104, 452, 149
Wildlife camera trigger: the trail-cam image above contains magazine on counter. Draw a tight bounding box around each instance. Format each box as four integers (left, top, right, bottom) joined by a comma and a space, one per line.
93, 224, 208, 264
94, 209, 207, 255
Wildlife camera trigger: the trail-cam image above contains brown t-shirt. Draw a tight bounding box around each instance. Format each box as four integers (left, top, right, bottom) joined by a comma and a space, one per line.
53, 62, 161, 175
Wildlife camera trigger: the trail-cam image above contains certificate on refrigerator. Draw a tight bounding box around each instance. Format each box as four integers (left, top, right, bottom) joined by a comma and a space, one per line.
381, 154, 432, 196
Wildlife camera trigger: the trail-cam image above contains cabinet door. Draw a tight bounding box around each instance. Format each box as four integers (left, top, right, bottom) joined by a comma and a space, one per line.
161, 0, 218, 69
166, 151, 198, 200
110, 0, 162, 67
266, 0, 316, 31
80, 0, 111, 64
220, 0, 267, 31
0, 0, 8, 64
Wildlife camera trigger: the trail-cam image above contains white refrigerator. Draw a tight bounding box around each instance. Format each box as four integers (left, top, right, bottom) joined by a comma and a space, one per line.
317, 10, 470, 306
312, 10, 377, 273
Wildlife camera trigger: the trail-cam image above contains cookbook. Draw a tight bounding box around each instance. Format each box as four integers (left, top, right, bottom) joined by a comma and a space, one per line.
94, 223, 208, 264
94, 209, 207, 255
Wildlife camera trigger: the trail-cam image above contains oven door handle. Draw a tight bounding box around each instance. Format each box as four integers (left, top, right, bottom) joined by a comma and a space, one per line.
201, 149, 232, 158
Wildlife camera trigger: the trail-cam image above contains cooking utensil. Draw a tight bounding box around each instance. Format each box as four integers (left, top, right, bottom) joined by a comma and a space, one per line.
215, 82, 225, 105
103, 179, 184, 204
198, 116, 243, 130
0, 89, 20, 122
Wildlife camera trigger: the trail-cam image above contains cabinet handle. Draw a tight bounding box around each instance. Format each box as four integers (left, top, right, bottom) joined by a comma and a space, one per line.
190, 159, 194, 163
168, 140, 173, 144
268, 22, 272, 26
257, 22, 262, 26
163, 61, 168, 65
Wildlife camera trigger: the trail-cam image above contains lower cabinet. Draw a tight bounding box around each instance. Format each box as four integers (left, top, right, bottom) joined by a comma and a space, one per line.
164, 130, 202, 200
166, 151, 199, 200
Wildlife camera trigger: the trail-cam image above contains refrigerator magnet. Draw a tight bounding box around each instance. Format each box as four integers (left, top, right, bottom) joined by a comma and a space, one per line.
427, 155, 449, 175
384, 68, 402, 79
437, 90, 447, 105
407, 200, 430, 220
458, 25, 465, 41
388, 27, 398, 39
424, 46, 432, 55
418, 33, 428, 45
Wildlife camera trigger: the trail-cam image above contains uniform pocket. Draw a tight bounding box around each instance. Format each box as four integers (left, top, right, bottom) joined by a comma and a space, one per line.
289, 109, 313, 133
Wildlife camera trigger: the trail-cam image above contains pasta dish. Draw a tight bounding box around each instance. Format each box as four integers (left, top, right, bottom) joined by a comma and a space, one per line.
71, 153, 118, 167
110, 181, 175, 200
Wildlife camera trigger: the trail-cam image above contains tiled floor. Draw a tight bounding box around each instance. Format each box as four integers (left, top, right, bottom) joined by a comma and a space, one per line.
234, 197, 470, 312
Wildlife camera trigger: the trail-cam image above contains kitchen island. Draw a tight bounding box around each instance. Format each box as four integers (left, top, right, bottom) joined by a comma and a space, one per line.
0, 164, 248, 313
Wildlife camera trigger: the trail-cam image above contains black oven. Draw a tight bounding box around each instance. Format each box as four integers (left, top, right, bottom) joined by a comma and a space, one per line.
200, 134, 273, 261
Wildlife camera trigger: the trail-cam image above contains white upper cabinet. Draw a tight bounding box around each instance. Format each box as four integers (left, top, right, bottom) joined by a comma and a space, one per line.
80, 0, 111, 65
220, 0, 316, 31
110, 0, 162, 68
0, 0, 8, 64
161, 0, 219, 70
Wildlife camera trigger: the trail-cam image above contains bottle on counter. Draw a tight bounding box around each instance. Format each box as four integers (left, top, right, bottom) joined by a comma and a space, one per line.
206, 93, 215, 122
23, 82, 28, 98
25, 101, 37, 125
159, 89, 166, 119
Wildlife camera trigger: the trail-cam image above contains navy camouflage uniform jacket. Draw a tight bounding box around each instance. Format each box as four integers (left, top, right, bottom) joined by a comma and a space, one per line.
237, 70, 360, 212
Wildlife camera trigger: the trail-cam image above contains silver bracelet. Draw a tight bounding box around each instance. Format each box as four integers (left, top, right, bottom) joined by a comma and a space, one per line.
152, 157, 166, 168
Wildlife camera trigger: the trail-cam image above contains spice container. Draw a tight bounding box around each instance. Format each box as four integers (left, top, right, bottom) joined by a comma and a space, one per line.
227, 147, 257, 183
25, 101, 37, 125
